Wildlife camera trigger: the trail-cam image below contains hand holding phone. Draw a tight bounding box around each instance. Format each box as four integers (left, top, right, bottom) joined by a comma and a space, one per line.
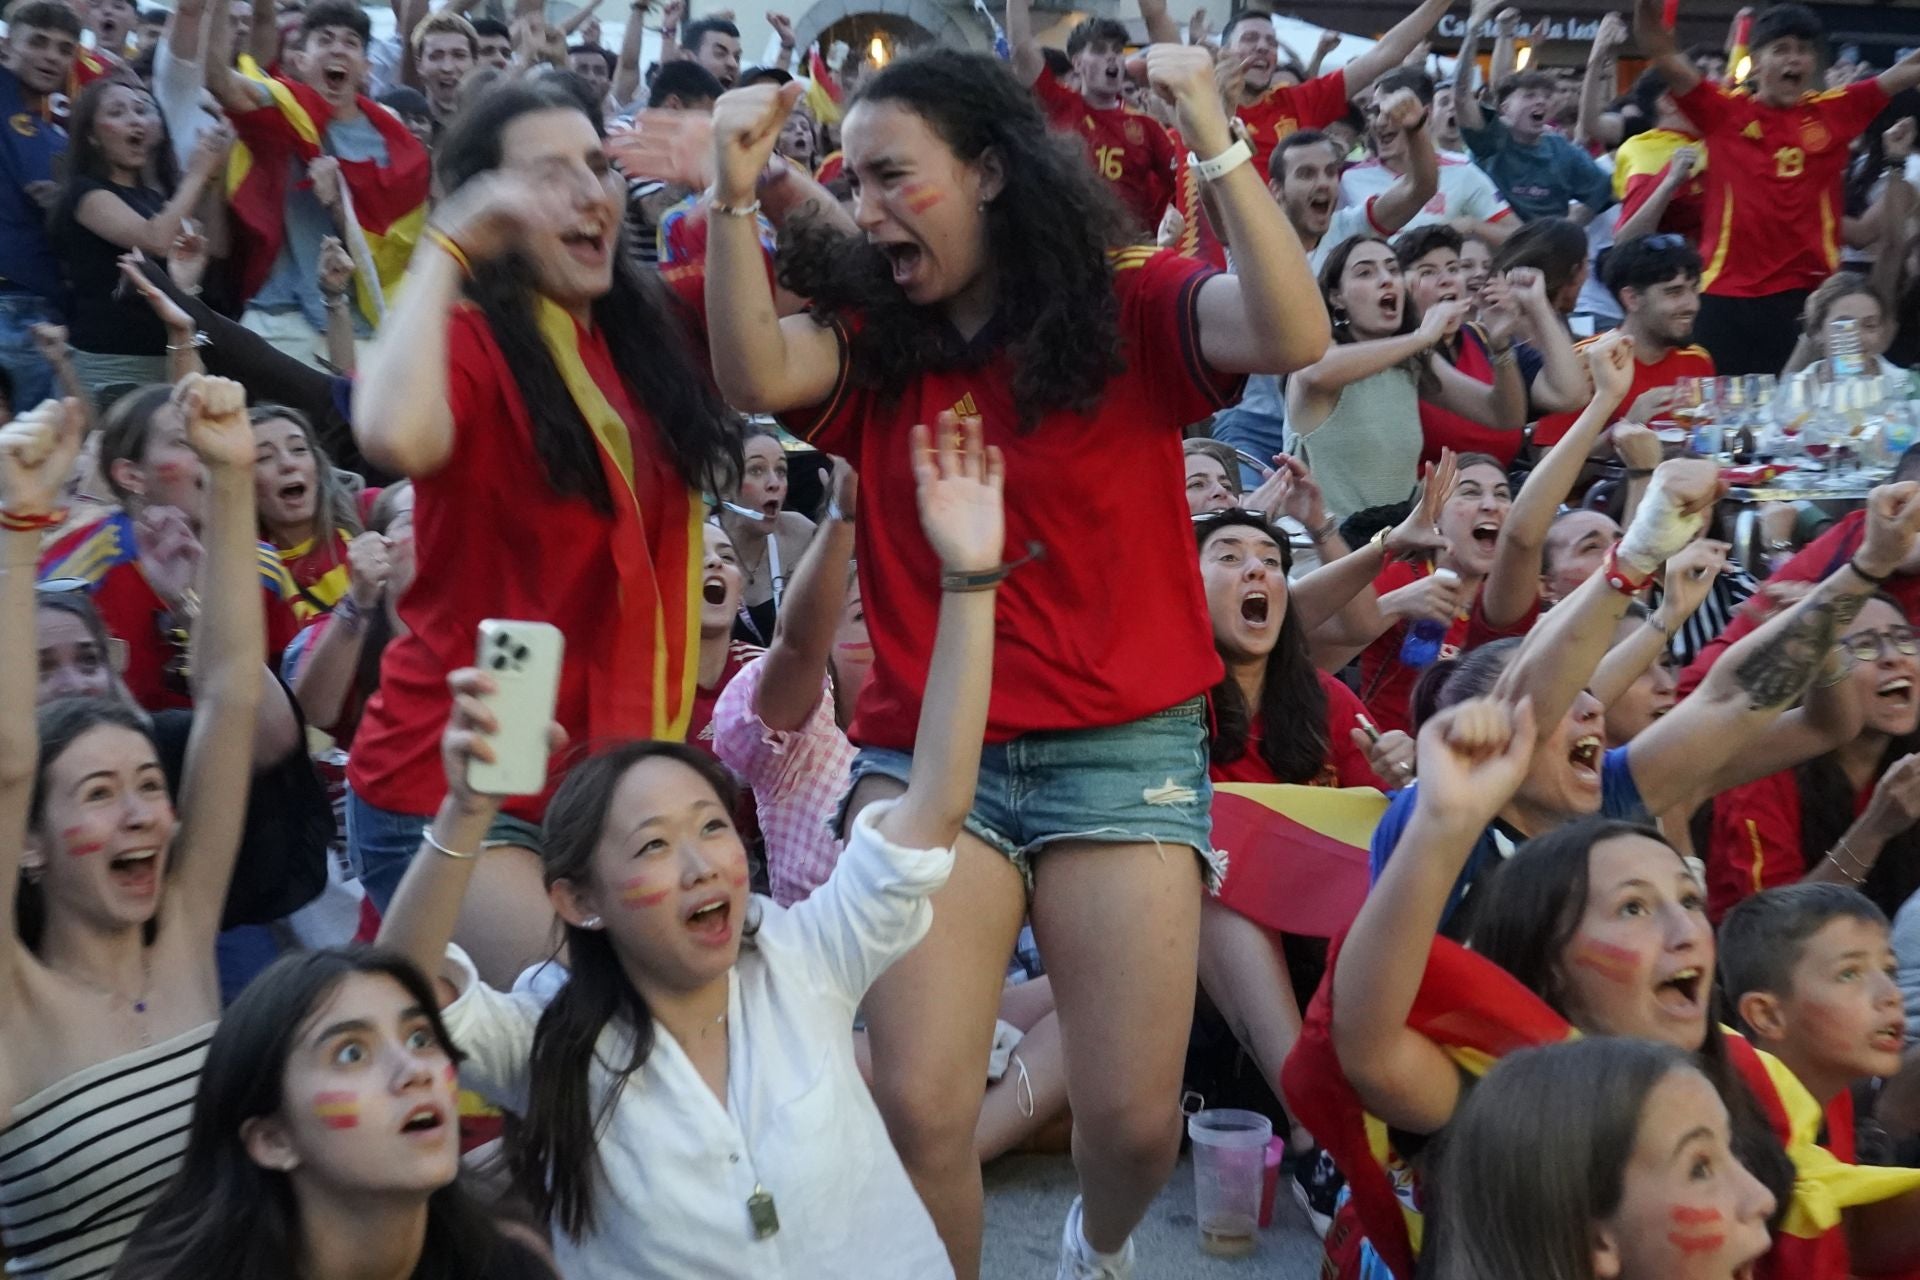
465, 620, 564, 796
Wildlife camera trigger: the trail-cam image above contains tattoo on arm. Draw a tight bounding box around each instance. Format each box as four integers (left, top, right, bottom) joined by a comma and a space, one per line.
1730, 591, 1867, 711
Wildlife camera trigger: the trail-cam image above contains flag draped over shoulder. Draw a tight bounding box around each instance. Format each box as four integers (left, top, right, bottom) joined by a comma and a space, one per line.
1281, 934, 1920, 1280
224, 59, 429, 314
1210, 783, 1386, 937
528, 298, 702, 741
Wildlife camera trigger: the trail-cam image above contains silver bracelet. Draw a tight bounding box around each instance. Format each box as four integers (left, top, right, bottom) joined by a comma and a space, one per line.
422, 825, 478, 860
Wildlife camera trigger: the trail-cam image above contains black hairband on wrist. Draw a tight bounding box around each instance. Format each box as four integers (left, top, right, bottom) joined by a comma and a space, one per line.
942, 541, 1045, 593
1850, 555, 1893, 586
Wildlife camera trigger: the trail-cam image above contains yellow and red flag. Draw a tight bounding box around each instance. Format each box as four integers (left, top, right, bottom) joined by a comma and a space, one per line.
1210, 783, 1387, 937
805, 47, 845, 126
225, 60, 429, 316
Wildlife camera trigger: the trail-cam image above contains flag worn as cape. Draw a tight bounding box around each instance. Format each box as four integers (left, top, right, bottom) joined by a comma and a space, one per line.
225, 59, 429, 316
1211, 783, 1386, 937
1280, 933, 1920, 1280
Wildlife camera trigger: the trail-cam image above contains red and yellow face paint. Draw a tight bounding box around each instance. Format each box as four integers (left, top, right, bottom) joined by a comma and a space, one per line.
60, 825, 105, 858
312, 1090, 360, 1130
1570, 939, 1641, 986
898, 181, 944, 215
617, 877, 671, 911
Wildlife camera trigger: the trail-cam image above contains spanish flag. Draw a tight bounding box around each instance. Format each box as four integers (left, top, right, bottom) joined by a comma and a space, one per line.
805, 47, 845, 126
1211, 784, 1386, 937
1280, 935, 1920, 1280
224, 59, 429, 317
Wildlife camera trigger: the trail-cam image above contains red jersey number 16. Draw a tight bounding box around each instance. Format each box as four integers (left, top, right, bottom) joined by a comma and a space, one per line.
1094, 146, 1126, 181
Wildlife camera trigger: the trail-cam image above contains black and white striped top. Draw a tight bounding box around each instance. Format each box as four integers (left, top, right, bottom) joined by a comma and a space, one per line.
0, 1024, 213, 1280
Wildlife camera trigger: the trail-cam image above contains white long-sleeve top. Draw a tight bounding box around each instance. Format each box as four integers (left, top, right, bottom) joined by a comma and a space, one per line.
438, 800, 955, 1280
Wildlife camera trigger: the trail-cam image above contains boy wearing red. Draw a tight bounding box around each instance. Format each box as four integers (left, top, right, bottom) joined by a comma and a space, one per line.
1633, 0, 1920, 374
1007, 3, 1179, 236
1532, 232, 1714, 446
1221, 0, 1449, 180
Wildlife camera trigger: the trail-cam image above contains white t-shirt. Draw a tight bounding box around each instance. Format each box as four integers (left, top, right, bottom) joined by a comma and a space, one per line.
1338, 152, 1513, 233
1307, 198, 1387, 273
152, 39, 213, 170
439, 801, 955, 1280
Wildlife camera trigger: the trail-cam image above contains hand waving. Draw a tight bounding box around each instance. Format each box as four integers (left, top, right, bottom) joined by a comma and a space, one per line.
911, 411, 1005, 574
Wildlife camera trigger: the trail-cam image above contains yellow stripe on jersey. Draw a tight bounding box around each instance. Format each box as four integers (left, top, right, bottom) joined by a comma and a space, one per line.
1702, 189, 1737, 290
1109, 245, 1158, 271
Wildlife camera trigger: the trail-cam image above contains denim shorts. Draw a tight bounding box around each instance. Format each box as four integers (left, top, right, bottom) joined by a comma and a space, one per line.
841, 696, 1220, 895
346, 790, 546, 912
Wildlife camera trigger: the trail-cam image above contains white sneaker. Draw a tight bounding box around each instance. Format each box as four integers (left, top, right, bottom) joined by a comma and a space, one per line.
1055, 1196, 1136, 1280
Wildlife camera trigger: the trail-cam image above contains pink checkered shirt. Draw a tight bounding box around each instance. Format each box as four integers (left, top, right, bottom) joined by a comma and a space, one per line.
711, 654, 858, 907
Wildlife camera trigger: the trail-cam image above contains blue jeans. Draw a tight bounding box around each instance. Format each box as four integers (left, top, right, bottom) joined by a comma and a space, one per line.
346, 789, 546, 912
1209, 373, 1288, 490
0, 292, 57, 413
842, 696, 1219, 895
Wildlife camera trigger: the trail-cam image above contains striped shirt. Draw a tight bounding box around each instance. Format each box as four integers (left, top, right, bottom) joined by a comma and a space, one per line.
0, 1024, 213, 1280
1649, 565, 1758, 670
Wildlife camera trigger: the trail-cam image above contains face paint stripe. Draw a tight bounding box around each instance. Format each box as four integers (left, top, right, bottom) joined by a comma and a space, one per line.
618, 881, 672, 909
1667, 1230, 1727, 1255
313, 1090, 359, 1129
1670, 1206, 1723, 1225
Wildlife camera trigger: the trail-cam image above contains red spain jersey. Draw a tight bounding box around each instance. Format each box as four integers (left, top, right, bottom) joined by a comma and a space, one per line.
1033, 67, 1180, 235
1236, 69, 1351, 182
1532, 336, 1715, 446
1674, 78, 1888, 298
780, 247, 1238, 750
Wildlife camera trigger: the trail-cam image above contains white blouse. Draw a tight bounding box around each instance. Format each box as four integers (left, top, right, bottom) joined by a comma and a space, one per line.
439, 801, 955, 1280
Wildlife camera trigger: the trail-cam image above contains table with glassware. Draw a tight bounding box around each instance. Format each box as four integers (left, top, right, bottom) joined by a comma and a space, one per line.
1665, 372, 1909, 573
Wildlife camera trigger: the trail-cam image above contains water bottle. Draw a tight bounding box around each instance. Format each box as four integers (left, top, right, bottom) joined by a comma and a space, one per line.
1398, 568, 1460, 668
1828, 316, 1868, 380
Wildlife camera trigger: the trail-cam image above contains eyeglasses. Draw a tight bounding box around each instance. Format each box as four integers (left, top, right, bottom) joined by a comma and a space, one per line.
1840, 625, 1920, 663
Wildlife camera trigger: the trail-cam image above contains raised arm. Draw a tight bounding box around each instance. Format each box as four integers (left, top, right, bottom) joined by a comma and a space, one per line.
1504, 267, 1588, 412
160, 376, 267, 956
1614, 146, 1697, 242
73, 123, 231, 258
1138, 0, 1182, 48
1587, 539, 1726, 708
612, 0, 647, 107
1366, 88, 1440, 235
1289, 300, 1466, 424
1331, 697, 1536, 1133
288, 532, 391, 729
1878, 45, 1920, 98
701, 82, 844, 412
245, 0, 277, 70
874, 414, 1001, 850
0, 400, 85, 1005
1335, 0, 1448, 98
1631, 0, 1702, 99
1481, 333, 1633, 627
1146, 45, 1327, 374
1626, 485, 1920, 814
1577, 12, 1626, 150
1452, 0, 1495, 134
354, 174, 569, 475
204, 0, 271, 113
1490, 454, 1722, 738
755, 465, 857, 731
1006, 0, 1043, 92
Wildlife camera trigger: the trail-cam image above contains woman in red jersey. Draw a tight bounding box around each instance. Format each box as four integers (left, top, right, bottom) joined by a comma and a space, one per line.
346, 78, 737, 988
702, 45, 1327, 1279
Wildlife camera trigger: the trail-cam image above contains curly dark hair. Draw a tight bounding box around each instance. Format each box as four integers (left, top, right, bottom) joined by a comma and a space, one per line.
435, 76, 738, 510
776, 48, 1132, 429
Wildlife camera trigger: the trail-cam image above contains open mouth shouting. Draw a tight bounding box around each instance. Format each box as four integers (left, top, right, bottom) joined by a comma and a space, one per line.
1876, 676, 1914, 711
1239, 588, 1272, 629
1653, 964, 1706, 1021
684, 893, 734, 947
701, 572, 729, 605
399, 1101, 448, 1139
1567, 734, 1602, 790
108, 846, 161, 898
277, 476, 310, 512
559, 220, 612, 270
876, 239, 925, 289
321, 61, 352, 92
1470, 519, 1500, 551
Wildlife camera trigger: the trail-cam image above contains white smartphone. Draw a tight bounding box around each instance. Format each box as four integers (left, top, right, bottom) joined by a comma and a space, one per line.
467, 620, 564, 797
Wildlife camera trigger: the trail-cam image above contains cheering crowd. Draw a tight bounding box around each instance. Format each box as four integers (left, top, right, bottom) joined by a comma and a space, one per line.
11, 0, 1920, 1275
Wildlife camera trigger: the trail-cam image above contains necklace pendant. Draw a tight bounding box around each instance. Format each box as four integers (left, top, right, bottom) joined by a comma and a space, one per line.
133, 1000, 147, 1013
747, 1185, 780, 1239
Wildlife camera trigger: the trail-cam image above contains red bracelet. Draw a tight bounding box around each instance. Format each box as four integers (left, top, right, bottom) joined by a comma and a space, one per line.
1602, 542, 1652, 595
0, 507, 66, 533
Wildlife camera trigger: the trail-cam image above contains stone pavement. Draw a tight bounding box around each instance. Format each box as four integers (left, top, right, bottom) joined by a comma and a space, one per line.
980, 1151, 1324, 1278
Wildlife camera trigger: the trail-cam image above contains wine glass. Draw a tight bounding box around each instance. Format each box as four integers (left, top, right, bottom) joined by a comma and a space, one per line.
1771, 378, 1813, 461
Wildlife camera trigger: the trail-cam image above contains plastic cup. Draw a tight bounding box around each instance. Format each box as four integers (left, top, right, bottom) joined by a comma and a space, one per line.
1189, 1108, 1273, 1257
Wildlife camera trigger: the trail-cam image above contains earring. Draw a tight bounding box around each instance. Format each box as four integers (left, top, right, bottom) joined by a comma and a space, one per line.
581, 916, 603, 930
